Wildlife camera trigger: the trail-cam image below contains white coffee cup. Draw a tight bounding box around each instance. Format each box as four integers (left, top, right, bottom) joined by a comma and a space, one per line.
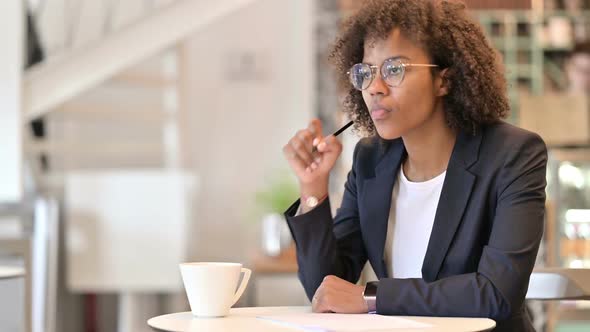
179, 262, 251, 317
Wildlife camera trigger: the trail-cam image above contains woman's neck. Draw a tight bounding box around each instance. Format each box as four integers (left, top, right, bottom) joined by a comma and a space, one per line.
401, 108, 456, 182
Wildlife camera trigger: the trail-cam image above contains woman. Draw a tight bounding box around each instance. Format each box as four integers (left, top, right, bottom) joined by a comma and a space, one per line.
282, 1, 546, 331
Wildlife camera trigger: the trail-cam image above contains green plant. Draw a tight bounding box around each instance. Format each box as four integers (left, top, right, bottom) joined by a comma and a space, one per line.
255, 171, 299, 215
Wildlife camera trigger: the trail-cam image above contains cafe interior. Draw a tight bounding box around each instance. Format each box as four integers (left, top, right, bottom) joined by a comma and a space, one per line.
1, 0, 590, 331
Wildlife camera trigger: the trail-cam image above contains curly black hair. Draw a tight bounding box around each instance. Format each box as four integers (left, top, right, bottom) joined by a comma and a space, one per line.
329, 0, 509, 136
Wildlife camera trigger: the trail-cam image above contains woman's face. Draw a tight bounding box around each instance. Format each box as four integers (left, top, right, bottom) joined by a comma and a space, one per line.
361, 28, 445, 139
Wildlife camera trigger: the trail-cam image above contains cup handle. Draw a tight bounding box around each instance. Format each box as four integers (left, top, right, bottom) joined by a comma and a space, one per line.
231, 268, 251, 306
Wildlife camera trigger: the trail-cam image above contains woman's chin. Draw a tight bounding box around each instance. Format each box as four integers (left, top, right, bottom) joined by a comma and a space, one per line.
375, 127, 403, 140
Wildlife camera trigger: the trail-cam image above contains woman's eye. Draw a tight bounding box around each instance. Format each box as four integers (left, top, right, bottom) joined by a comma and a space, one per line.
363, 70, 372, 79
386, 65, 402, 76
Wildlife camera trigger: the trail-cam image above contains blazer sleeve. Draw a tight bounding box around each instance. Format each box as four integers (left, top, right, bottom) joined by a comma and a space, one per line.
284, 141, 368, 300
376, 133, 547, 321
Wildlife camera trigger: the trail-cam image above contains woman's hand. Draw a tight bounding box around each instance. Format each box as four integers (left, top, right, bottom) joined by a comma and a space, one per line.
312, 275, 368, 314
283, 118, 343, 192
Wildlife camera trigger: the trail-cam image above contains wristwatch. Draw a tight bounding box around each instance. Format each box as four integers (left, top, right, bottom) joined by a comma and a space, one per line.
303, 195, 319, 208
302, 194, 327, 209
363, 281, 379, 313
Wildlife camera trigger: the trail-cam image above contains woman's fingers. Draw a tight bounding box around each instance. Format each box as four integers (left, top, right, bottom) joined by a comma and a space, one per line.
283, 119, 343, 180
316, 135, 342, 154
283, 128, 323, 174
290, 129, 315, 166
308, 118, 323, 140
282, 143, 308, 173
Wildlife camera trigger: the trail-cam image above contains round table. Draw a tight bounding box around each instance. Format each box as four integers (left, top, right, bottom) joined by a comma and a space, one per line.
147, 306, 496, 332
0, 266, 25, 280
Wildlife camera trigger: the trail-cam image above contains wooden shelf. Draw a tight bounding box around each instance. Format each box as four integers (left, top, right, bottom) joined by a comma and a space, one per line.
554, 305, 590, 321
250, 245, 298, 274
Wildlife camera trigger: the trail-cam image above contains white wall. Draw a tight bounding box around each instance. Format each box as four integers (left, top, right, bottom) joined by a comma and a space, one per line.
184, 0, 314, 263
0, 1, 24, 202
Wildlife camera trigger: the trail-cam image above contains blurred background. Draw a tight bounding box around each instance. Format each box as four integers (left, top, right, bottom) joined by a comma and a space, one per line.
1, 0, 590, 331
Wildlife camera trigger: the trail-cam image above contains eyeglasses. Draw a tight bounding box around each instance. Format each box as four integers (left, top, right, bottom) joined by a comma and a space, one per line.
347, 58, 438, 91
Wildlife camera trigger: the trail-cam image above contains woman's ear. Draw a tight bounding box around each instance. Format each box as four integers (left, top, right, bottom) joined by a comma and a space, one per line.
436, 68, 451, 97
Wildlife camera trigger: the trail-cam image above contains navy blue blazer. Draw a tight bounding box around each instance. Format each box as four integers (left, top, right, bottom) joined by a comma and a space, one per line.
285, 121, 547, 332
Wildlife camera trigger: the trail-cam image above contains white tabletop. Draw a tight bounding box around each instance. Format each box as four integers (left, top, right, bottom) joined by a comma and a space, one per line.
0, 266, 25, 280
147, 306, 496, 332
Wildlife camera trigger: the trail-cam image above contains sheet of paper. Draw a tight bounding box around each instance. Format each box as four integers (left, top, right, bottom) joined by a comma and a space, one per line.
257, 313, 432, 331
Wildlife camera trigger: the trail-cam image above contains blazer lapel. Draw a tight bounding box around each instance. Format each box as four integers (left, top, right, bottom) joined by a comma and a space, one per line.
361, 139, 405, 279
421, 130, 482, 282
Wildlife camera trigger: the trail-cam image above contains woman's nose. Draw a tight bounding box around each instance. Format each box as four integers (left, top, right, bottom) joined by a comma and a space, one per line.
366, 74, 389, 96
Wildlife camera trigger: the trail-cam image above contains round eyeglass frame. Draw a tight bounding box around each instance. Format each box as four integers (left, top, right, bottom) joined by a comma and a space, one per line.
347, 58, 438, 91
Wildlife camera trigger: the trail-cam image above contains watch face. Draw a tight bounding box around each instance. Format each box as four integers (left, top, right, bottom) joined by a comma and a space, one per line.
306, 196, 319, 207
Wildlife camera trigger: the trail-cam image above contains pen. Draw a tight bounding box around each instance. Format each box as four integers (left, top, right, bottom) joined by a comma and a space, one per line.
332, 120, 354, 137
312, 120, 354, 153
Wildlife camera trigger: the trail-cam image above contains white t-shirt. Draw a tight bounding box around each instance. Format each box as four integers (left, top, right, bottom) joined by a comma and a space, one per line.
384, 166, 446, 279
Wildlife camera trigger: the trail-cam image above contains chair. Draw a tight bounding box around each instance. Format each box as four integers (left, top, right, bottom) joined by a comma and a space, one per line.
526, 268, 590, 300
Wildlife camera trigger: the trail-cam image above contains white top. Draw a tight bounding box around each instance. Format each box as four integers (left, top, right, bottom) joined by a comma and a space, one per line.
384, 167, 446, 279
147, 306, 496, 332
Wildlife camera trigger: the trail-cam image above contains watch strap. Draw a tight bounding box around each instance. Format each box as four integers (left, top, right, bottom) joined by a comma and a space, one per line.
363, 281, 379, 313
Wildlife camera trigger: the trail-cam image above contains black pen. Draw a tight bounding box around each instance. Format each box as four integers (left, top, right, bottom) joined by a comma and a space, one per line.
312, 120, 354, 153
333, 120, 354, 137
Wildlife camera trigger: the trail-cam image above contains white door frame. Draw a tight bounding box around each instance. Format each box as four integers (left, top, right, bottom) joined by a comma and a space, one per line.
0, 0, 24, 202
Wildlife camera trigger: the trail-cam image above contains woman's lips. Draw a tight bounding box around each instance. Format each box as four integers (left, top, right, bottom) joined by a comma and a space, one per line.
371, 108, 391, 120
